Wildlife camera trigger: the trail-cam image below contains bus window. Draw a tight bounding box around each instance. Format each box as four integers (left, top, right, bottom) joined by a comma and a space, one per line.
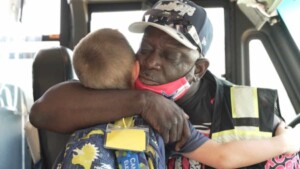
91, 11, 145, 53
278, 0, 300, 50
0, 0, 60, 107
248, 0, 300, 123
205, 8, 225, 79
249, 40, 295, 123
90, 8, 225, 78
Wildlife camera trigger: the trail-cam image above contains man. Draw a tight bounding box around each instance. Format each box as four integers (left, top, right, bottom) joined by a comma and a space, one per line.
30, 0, 300, 168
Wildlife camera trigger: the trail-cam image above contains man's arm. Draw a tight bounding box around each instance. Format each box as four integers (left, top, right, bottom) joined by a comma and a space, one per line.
183, 122, 300, 169
29, 80, 189, 143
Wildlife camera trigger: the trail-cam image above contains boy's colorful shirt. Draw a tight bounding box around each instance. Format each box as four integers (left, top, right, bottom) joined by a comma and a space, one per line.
52, 116, 166, 169
53, 124, 117, 169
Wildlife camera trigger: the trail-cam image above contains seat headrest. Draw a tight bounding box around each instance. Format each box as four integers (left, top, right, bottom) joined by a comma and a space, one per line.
32, 46, 73, 169
32, 46, 73, 101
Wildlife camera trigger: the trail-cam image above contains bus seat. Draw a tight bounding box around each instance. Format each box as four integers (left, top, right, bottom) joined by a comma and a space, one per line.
32, 46, 73, 169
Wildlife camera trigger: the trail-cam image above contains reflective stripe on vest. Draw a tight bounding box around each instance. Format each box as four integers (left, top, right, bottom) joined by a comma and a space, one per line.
212, 86, 273, 143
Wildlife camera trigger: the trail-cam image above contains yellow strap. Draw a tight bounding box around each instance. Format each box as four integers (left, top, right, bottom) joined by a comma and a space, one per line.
114, 116, 134, 128
148, 158, 155, 169
82, 129, 104, 139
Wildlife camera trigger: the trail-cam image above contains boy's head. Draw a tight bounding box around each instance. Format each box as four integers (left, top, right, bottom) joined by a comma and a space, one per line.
73, 28, 139, 89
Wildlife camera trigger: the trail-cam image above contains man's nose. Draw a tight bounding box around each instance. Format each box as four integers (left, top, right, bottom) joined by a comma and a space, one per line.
143, 51, 162, 69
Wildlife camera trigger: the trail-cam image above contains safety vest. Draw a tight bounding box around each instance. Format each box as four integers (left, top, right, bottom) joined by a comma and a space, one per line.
167, 72, 299, 169
208, 77, 299, 169
211, 85, 275, 143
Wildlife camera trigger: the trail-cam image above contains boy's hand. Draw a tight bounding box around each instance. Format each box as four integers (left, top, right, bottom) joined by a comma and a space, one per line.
274, 121, 286, 136
275, 122, 300, 154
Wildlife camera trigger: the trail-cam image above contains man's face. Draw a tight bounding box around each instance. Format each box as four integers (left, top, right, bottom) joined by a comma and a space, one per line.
136, 27, 199, 85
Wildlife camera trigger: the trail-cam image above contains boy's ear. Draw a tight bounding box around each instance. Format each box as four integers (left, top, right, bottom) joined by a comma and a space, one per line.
194, 58, 209, 79
132, 60, 140, 81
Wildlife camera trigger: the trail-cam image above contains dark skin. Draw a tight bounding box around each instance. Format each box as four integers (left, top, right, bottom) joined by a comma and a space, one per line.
29, 26, 209, 146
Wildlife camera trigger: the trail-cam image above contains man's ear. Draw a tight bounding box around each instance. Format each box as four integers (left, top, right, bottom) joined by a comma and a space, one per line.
194, 58, 209, 79
132, 60, 140, 81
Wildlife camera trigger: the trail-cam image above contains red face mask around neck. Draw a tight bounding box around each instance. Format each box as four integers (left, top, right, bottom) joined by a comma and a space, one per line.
134, 77, 191, 101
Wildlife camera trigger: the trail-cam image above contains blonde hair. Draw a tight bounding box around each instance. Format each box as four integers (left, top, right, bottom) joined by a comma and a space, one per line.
73, 28, 136, 89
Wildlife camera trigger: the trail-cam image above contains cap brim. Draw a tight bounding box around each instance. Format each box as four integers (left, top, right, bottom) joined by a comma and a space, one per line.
129, 21, 197, 50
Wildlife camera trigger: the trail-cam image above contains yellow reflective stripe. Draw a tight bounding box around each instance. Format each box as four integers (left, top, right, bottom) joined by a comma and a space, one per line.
252, 88, 259, 117
211, 128, 272, 143
234, 126, 259, 131
231, 86, 259, 118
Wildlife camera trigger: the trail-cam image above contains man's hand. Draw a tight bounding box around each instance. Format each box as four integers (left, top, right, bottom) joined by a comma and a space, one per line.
140, 91, 190, 144
175, 118, 191, 151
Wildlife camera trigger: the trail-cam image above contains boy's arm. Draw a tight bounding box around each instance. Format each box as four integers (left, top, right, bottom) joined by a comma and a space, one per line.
183, 122, 300, 169
29, 80, 189, 143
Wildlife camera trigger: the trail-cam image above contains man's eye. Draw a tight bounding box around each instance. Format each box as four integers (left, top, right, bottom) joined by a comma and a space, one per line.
163, 51, 181, 62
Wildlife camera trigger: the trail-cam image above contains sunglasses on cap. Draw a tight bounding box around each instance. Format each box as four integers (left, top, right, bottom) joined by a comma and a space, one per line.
142, 9, 202, 52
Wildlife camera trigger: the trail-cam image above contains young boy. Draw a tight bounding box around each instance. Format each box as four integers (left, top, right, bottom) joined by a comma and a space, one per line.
53, 28, 166, 169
